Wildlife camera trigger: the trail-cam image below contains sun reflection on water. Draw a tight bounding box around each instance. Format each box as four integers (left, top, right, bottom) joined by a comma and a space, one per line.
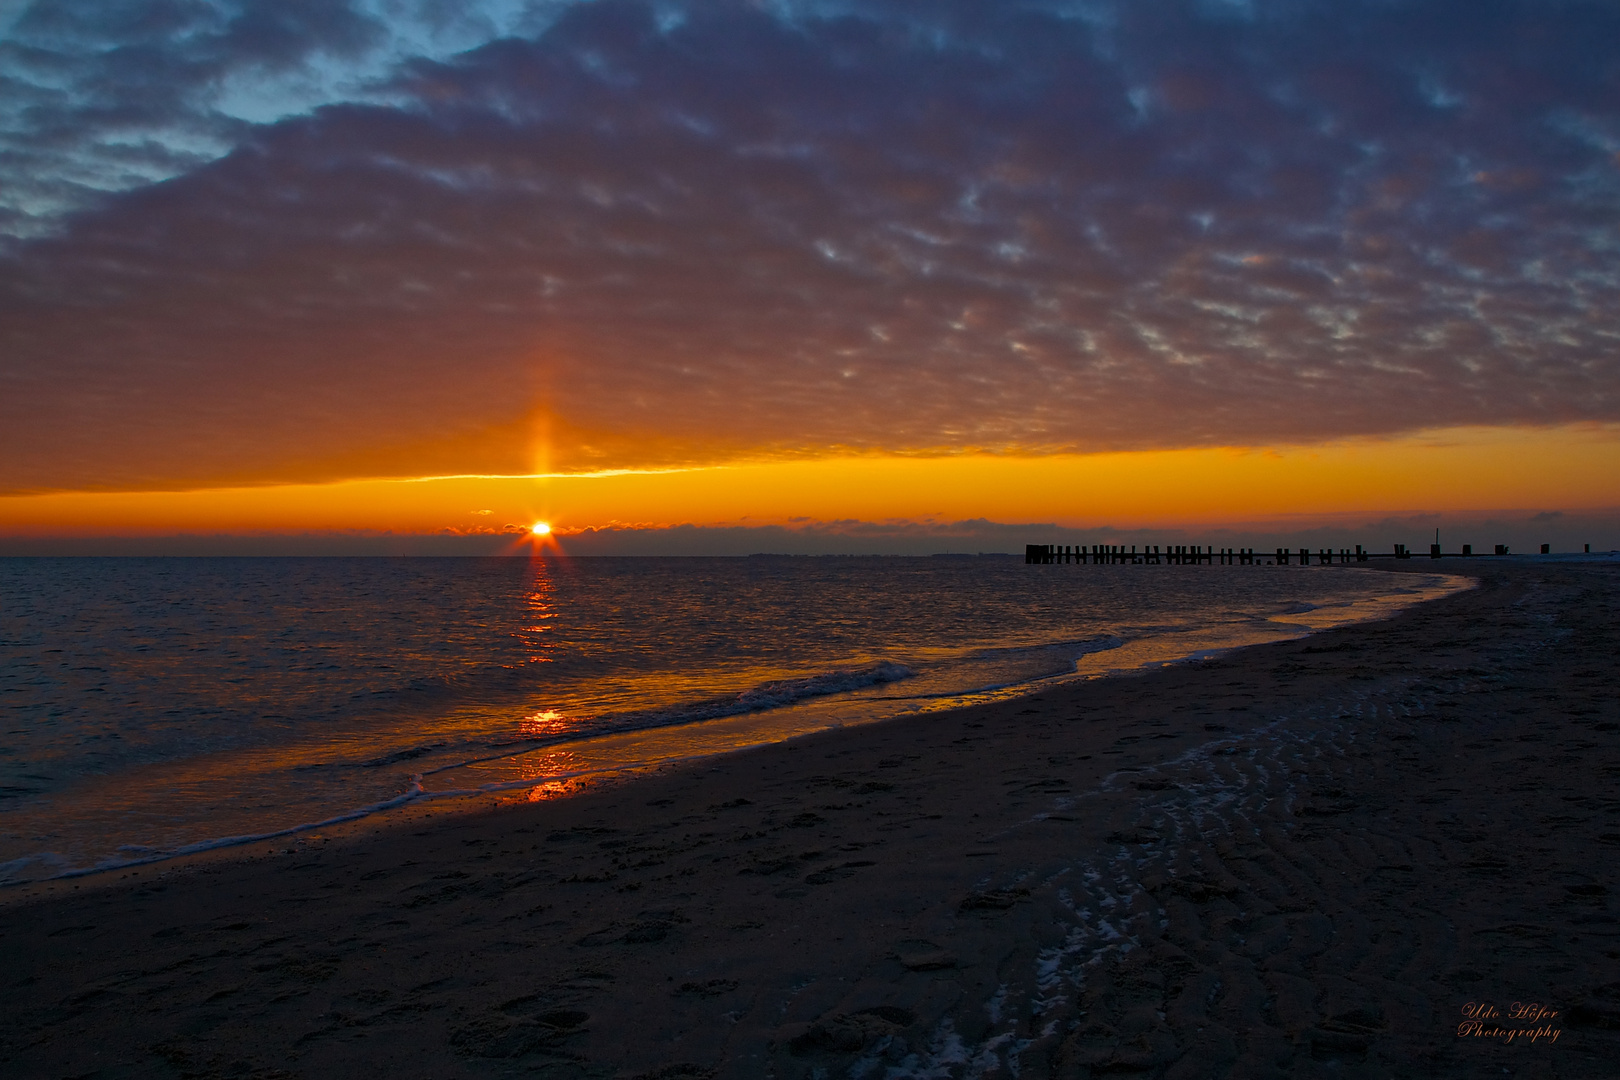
516, 748, 589, 802
517, 558, 559, 663
512, 560, 582, 754
518, 707, 573, 738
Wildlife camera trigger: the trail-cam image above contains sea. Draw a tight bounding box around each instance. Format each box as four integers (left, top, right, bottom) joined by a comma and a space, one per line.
0, 556, 1468, 885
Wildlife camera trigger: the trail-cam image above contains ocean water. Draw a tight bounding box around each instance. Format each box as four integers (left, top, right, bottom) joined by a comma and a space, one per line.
0, 556, 1467, 884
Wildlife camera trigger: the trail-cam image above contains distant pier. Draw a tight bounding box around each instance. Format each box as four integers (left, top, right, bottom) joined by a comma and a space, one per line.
1023, 543, 1517, 565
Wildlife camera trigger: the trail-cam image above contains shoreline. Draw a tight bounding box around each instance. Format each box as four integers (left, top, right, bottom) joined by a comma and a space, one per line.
0, 564, 1472, 890
3, 562, 1616, 1078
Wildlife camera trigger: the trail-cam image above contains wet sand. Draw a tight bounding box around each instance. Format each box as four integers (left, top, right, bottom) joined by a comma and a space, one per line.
2, 561, 1617, 1079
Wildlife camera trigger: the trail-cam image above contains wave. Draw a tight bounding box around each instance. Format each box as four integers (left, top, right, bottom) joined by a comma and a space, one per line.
547, 659, 919, 737
0, 664, 920, 885
0, 780, 428, 886
0, 559, 1478, 889
856, 637, 1127, 702
416, 661, 918, 777
731, 660, 914, 712
438, 647, 1123, 776
965, 635, 1124, 666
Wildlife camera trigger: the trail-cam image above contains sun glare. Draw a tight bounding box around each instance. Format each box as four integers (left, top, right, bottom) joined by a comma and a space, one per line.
531, 521, 551, 536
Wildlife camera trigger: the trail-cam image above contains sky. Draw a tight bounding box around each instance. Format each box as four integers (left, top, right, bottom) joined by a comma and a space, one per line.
1, 0, 1617, 553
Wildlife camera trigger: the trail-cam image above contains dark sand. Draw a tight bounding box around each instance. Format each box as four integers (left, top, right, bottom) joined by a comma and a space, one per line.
2, 562, 1617, 1079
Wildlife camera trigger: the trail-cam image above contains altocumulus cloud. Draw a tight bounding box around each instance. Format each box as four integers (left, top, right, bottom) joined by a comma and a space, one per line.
1, 0, 1617, 493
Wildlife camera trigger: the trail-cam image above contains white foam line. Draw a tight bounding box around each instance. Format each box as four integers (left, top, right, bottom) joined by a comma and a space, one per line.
6, 748, 735, 887
941, 670, 1451, 1074
7, 779, 428, 885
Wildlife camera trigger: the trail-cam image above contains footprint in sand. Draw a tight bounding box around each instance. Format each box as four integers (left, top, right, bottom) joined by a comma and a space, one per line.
893, 939, 956, 971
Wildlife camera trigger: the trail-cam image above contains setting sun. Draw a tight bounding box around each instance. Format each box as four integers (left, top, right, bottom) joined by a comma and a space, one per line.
531, 522, 551, 536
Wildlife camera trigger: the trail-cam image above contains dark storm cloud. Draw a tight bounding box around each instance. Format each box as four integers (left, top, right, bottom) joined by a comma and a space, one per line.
2, 0, 1618, 492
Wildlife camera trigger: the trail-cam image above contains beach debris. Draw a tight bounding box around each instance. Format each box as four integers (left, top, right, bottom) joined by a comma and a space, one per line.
785, 1006, 916, 1055
449, 1008, 587, 1058
576, 909, 687, 947
673, 979, 738, 998
960, 887, 1030, 912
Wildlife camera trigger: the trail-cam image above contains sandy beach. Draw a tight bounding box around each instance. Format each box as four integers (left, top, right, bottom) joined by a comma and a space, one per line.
2, 561, 1617, 1079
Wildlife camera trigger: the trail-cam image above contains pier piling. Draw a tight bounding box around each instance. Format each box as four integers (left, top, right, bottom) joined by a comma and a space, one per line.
1027, 538, 1515, 566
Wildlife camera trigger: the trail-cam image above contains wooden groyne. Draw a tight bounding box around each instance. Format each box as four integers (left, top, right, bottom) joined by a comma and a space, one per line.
1024, 543, 1516, 565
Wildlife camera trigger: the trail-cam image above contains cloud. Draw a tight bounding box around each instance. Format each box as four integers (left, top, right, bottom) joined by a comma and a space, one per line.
2, 0, 1619, 493
0, 0, 566, 233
